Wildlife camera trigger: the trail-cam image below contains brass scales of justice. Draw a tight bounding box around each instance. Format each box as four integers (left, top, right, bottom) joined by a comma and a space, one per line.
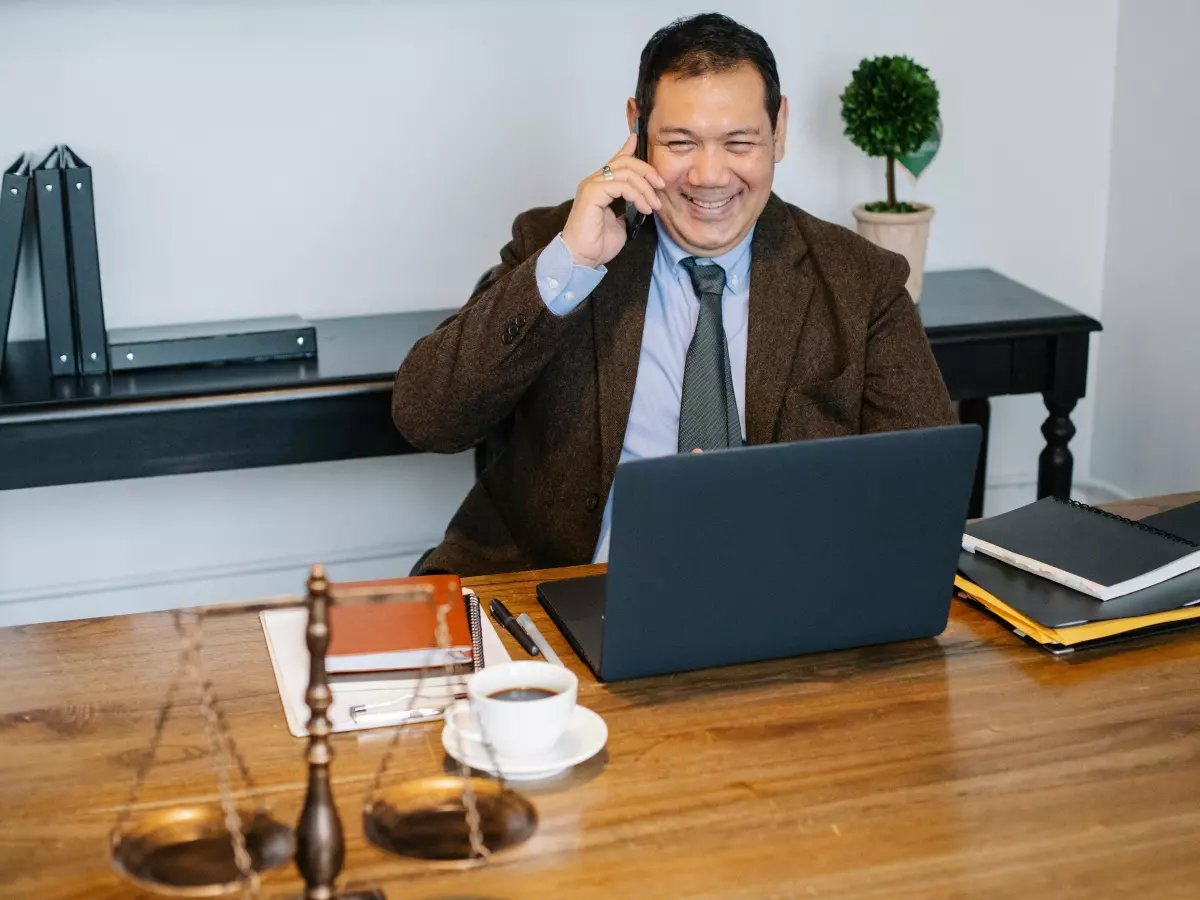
108, 565, 537, 899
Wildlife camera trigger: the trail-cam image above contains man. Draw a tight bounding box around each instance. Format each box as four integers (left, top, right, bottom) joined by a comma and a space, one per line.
393, 13, 954, 576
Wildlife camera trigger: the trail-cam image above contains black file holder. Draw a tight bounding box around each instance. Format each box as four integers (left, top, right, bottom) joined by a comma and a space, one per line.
61, 146, 109, 375
107, 315, 317, 372
0, 154, 32, 374
33, 147, 78, 377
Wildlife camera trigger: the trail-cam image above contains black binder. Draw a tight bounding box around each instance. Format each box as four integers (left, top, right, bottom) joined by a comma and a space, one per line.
1, 154, 31, 374
33, 148, 78, 377
959, 545, 1200, 630
107, 316, 317, 371
60, 146, 108, 375
1140, 499, 1200, 545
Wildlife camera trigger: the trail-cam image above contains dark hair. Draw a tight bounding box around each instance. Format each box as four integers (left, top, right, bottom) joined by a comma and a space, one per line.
635, 13, 781, 132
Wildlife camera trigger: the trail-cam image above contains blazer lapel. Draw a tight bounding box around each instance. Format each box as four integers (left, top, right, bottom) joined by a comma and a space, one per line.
745, 193, 815, 445
592, 222, 657, 485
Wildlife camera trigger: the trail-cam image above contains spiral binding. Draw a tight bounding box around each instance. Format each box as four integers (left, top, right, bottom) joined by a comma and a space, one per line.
1051, 496, 1198, 548
466, 590, 486, 671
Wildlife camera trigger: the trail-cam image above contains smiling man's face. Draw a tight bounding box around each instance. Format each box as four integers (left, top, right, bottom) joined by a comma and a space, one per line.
634, 63, 788, 257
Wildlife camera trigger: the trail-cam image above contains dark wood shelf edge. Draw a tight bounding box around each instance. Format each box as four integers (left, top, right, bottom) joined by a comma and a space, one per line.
0, 388, 417, 491
0, 379, 395, 424
925, 318, 1102, 344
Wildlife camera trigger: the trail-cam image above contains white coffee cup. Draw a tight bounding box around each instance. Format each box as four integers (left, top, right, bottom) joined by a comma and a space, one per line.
447, 660, 578, 758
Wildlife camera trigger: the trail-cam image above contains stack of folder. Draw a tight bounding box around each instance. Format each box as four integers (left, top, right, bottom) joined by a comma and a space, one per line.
1, 145, 109, 378
956, 498, 1200, 653
2, 144, 319, 380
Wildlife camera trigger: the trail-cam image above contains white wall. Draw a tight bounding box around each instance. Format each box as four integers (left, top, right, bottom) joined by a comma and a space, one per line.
0, 455, 472, 626
1091, 0, 1200, 498
0, 1, 1120, 624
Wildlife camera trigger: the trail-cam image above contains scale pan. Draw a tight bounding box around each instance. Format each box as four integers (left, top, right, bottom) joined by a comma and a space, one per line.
110, 806, 294, 896
363, 776, 536, 860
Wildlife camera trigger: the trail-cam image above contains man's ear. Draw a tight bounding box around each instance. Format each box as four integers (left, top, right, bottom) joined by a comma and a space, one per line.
773, 96, 789, 163
626, 98, 639, 134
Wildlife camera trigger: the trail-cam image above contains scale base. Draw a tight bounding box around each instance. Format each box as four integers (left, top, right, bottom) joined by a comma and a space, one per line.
110, 806, 294, 897
364, 776, 536, 860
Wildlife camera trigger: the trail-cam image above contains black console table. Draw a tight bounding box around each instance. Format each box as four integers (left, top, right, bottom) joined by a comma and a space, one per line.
0, 269, 1099, 518
919, 269, 1101, 517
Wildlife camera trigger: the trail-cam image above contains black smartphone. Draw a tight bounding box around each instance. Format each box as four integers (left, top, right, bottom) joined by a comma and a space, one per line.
626, 116, 648, 240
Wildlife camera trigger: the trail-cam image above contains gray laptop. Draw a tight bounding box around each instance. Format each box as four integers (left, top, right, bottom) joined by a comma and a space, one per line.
537, 425, 981, 682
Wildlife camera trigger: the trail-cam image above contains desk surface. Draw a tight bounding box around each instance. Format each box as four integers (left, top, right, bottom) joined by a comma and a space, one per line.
0, 268, 1097, 415
2, 493, 1198, 899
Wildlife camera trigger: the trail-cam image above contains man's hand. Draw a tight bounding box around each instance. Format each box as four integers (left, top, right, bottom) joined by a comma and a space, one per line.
561, 134, 665, 269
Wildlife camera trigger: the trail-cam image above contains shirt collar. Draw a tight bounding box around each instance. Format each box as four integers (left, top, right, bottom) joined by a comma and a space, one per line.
654, 215, 755, 288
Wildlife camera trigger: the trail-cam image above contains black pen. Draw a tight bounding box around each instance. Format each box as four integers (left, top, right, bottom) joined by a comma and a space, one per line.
489, 598, 540, 657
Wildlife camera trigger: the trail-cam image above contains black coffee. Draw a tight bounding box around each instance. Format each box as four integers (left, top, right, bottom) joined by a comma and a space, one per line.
487, 686, 559, 702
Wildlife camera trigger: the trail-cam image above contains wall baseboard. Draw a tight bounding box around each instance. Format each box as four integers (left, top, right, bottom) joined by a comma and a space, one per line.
1078, 476, 1133, 503
0, 538, 440, 607
2, 474, 1138, 627
0, 538, 441, 627
981, 473, 1132, 517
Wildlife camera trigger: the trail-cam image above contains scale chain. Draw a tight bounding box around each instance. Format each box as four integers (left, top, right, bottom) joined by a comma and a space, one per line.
111, 612, 191, 842
183, 615, 261, 898
211, 689, 260, 797
365, 591, 491, 861
460, 594, 510, 824
434, 600, 489, 861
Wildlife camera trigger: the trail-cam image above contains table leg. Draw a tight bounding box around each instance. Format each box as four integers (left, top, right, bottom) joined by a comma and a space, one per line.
958, 398, 990, 519
1037, 394, 1078, 500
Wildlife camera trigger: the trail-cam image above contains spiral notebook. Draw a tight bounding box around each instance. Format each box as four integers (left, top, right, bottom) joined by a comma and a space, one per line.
962, 497, 1200, 601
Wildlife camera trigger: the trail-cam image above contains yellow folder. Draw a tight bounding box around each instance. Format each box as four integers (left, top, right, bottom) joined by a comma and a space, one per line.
955, 575, 1200, 648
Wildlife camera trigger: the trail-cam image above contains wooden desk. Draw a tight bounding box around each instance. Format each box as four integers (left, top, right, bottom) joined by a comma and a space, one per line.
4, 494, 1196, 900
0, 269, 1099, 520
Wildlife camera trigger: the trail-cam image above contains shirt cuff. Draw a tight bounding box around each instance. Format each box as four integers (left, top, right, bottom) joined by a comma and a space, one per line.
535, 233, 607, 316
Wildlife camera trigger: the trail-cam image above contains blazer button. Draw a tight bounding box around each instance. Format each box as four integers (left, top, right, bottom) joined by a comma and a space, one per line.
501, 331, 514, 345
506, 322, 520, 337
585, 493, 600, 511
514, 314, 526, 327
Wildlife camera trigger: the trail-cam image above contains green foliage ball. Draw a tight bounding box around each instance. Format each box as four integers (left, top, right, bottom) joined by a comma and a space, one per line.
840, 55, 939, 160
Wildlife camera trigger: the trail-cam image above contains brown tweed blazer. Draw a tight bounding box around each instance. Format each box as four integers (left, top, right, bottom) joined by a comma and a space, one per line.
393, 193, 955, 576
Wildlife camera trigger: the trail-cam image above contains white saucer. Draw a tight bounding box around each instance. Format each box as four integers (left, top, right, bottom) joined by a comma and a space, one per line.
441, 704, 608, 781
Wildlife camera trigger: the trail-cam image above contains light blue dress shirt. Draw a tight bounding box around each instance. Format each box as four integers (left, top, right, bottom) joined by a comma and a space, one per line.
535, 217, 754, 563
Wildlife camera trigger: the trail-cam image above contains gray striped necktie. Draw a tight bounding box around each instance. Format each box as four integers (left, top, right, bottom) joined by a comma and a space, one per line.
678, 257, 742, 452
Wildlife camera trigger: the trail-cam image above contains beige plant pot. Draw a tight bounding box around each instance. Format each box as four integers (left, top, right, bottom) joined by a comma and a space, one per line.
851, 203, 935, 302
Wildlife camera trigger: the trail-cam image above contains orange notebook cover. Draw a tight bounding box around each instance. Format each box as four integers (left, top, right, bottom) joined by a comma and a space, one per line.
326, 575, 473, 673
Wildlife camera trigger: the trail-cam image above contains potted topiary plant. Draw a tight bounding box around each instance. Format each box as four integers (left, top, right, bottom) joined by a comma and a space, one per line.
840, 55, 940, 301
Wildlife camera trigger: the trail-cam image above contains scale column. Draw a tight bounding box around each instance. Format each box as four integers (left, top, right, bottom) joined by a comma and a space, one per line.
296, 565, 345, 900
